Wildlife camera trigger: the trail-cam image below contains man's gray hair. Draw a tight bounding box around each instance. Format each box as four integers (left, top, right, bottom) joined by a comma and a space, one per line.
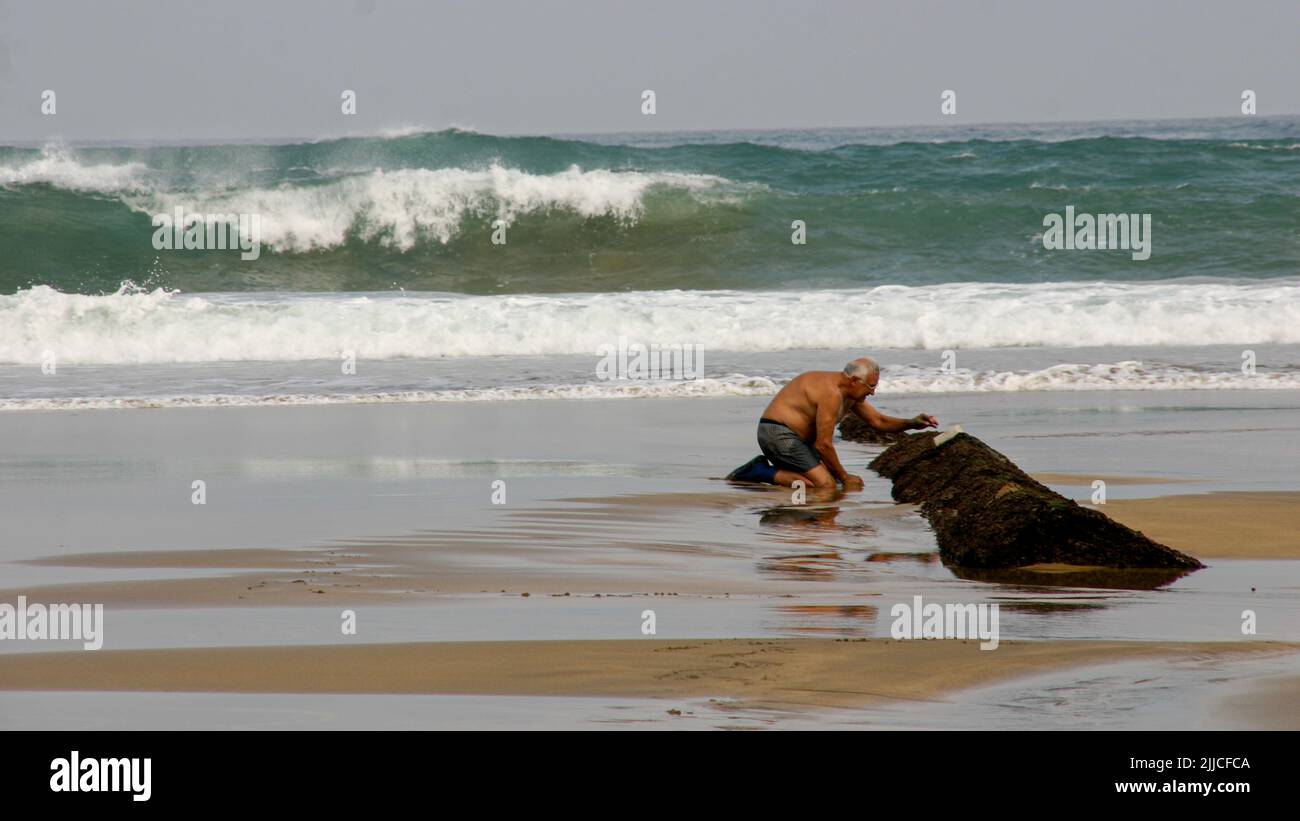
844, 357, 880, 381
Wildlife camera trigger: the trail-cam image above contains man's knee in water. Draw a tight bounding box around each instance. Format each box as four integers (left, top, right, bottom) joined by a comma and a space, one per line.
803, 470, 837, 489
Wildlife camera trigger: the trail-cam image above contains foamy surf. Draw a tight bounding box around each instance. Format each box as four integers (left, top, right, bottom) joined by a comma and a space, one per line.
3, 280, 1299, 366
123, 164, 740, 252
0, 146, 151, 193
3, 361, 1299, 412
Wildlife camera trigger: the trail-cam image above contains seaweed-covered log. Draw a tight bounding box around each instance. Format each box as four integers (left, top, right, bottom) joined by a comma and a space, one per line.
838, 414, 910, 445
869, 431, 1204, 571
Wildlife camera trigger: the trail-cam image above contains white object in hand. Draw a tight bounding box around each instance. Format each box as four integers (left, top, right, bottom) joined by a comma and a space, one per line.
933, 425, 964, 447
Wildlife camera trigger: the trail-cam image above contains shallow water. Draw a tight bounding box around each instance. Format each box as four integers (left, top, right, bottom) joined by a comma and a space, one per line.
2, 388, 1298, 560
0, 690, 768, 731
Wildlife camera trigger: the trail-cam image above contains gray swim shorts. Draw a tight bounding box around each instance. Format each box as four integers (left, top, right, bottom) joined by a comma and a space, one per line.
756, 417, 822, 473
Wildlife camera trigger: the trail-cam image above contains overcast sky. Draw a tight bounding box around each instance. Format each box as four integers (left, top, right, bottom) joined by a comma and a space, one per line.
1, 0, 1297, 142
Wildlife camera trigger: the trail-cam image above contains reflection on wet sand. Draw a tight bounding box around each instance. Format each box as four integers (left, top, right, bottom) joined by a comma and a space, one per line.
755, 504, 866, 582
758, 505, 846, 531
773, 603, 880, 637
866, 552, 939, 564
758, 551, 843, 580
995, 600, 1110, 615
948, 565, 1197, 590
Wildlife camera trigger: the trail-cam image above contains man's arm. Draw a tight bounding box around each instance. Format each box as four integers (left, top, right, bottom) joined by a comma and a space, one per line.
813, 393, 854, 484
854, 400, 938, 432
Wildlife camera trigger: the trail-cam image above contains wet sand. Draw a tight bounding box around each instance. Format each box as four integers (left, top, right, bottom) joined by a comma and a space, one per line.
1215, 675, 1300, 729
1102, 492, 1300, 559
1031, 473, 1205, 486
2, 638, 1293, 711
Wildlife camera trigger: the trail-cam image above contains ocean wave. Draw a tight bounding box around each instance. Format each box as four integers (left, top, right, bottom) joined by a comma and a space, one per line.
3, 281, 1299, 365
0, 146, 151, 193
124, 164, 736, 251
2, 122, 1298, 295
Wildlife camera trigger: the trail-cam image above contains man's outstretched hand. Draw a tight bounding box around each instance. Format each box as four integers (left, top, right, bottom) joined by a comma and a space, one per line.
842, 474, 865, 491
911, 414, 939, 429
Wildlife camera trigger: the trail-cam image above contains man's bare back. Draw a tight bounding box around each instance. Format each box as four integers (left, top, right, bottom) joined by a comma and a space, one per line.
760, 371, 853, 441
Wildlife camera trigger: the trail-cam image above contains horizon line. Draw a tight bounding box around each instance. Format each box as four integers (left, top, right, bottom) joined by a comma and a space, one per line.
2, 113, 1297, 149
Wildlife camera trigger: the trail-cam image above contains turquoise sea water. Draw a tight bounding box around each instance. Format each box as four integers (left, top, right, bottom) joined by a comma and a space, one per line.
2, 117, 1297, 295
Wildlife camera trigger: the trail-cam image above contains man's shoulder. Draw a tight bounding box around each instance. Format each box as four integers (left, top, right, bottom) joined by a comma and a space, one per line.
793, 370, 838, 384
806, 372, 842, 403
786, 371, 840, 404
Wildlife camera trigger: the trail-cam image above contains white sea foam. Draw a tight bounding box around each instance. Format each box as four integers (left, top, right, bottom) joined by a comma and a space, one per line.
1227, 142, 1300, 151
124, 164, 735, 251
0, 147, 150, 192
2, 363, 1297, 411
882, 362, 1300, 392
1028, 181, 1092, 192
3, 280, 1299, 365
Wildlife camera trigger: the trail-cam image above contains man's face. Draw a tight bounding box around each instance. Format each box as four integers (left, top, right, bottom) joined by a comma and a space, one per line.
850, 373, 879, 400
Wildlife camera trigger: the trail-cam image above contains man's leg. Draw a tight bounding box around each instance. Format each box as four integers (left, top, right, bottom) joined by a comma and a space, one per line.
771, 463, 836, 489
758, 421, 837, 489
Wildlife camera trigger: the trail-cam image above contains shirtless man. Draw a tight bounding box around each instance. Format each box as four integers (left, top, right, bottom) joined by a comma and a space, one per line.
730, 357, 937, 490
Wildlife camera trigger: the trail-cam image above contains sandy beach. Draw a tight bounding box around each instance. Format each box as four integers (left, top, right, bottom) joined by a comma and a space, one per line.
2, 638, 1294, 712
1033, 474, 1300, 558
1103, 493, 1300, 559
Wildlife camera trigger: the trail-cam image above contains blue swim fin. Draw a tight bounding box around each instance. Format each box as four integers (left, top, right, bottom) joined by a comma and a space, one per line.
726, 454, 777, 484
